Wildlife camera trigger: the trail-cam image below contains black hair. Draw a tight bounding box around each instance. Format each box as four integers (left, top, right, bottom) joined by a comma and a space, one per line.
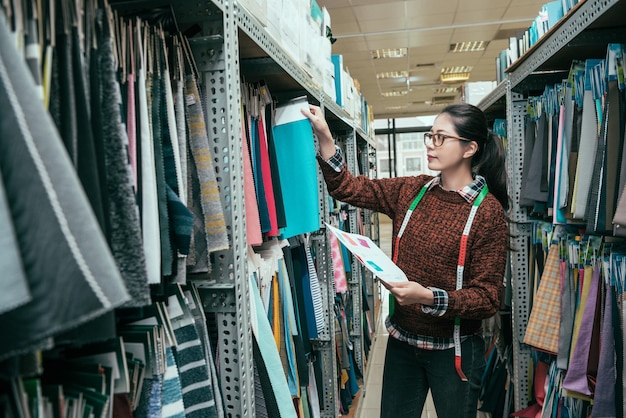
440, 103, 510, 212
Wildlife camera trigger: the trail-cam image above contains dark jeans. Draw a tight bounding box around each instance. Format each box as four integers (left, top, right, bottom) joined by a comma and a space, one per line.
380, 335, 486, 418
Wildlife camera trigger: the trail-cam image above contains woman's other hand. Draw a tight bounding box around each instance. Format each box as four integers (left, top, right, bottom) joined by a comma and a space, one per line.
380, 280, 434, 306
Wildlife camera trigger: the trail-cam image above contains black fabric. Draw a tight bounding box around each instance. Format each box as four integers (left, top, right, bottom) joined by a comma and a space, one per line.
265, 105, 286, 228
0, 15, 129, 360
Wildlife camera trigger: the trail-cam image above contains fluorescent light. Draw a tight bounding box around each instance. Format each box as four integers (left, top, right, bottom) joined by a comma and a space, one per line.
434, 87, 459, 94
377, 71, 408, 79
440, 66, 472, 83
450, 41, 489, 53
381, 90, 409, 97
371, 48, 408, 59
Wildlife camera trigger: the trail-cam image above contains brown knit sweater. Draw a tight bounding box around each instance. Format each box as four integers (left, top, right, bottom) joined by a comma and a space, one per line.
319, 158, 508, 339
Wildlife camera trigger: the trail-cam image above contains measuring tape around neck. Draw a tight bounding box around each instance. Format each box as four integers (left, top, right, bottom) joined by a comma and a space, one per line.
392, 179, 489, 381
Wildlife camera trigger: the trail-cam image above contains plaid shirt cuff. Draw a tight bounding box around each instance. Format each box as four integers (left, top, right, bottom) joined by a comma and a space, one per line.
421, 287, 448, 317
324, 146, 344, 172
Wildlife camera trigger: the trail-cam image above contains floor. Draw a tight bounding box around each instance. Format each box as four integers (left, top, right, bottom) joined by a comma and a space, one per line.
349, 215, 437, 418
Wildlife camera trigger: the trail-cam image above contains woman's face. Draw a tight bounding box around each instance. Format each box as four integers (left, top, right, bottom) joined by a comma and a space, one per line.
425, 113, 477, 172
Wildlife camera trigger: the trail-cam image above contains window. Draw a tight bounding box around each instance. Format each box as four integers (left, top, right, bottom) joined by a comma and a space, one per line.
405, 157, 422, 173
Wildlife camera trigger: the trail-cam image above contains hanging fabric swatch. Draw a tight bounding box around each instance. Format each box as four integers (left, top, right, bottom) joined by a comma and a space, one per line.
572, 59, 603, 219
185, 74, 229, 270
304, 235, 327, 334
249, 114, 271, 233
265, 104, 287, 229
272, 97, 320, 238
0, 175, 31, 315
136, 22, 162, 285
591, 281, 617, 417
0, 14, 130, 359
523, 243, 561, 354
562, 263, 601, 397
249, 276, 298, 418
258, 111, 280, 236
97, 15, 150, 305
241, 105, 263, 246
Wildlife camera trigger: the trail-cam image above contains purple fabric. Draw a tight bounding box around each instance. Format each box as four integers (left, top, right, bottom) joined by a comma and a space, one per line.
561, 264, 601, 396
591, 282, 616, 417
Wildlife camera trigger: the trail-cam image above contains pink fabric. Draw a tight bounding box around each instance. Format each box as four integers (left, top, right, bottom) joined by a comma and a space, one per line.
329, 231, 347, 293
242, 117, 262, 246
258, 113, 279, 236
126, 22, 137, 191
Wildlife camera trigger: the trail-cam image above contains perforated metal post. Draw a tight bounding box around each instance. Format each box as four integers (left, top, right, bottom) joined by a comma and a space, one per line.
507, 88, 532, 412
188, 4, 254, 416
344, 130, 364, 375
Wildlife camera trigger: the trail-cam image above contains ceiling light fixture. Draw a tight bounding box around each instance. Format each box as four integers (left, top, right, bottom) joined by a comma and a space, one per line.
440, 66, 472, 83
381, 90, 409, 97
434, 87, 459, 94
371, 48, 408, 59
450, 41, 489, 53
377, 71, 409, 79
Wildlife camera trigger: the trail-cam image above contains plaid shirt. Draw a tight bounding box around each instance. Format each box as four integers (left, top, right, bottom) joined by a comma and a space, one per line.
323, 146, 488, 350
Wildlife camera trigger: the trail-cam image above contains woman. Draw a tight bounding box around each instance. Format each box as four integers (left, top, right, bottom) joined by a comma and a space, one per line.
302, 103, 509, 418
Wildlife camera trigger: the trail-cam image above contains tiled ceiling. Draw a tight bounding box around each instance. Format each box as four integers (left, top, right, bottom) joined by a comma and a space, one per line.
316, 0, 550, 119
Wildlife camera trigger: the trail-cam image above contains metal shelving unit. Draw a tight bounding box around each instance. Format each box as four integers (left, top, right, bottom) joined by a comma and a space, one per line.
477, 0, 626, 411
179, 1, 378, 416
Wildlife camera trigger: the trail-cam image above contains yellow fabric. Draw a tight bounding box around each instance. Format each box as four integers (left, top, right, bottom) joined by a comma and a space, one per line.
524, 244, 561, 354
568, 264, 593, 364
272, 274, 281, 349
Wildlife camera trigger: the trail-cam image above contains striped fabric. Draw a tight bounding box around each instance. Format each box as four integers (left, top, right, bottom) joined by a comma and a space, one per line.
523, 243, 561, 354
184, 75, 228, 258
304, 238, 326, 334
173, 324, 218, 418
162, 347, 185, 418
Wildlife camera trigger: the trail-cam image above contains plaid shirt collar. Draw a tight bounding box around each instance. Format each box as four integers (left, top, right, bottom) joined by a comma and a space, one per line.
428, 174, 487, 203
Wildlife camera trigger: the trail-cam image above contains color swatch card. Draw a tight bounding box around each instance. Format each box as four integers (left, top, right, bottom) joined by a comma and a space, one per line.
325, 223, 407, 283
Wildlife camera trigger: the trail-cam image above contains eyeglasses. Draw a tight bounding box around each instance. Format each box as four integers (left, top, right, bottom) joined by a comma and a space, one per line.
424, 132, 472, 147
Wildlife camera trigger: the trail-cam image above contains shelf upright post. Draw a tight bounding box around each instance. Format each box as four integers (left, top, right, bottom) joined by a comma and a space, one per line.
344, 129, 365, 375
315, 101, 340, 418
506, 85, 532, 412
188, 3, 255, 416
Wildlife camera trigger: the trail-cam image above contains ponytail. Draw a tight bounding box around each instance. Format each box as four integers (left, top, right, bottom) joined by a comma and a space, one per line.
473, 132, 509, 211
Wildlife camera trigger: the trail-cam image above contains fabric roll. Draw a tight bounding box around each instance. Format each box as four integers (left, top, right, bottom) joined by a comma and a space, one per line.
55, 28, 78, 166
0, 14, 129, 359
557, 262, 576, 370
304, 238, 326, 334
591, 282, 617, 417
523, 243, 561, 354
557, 88, 575, 210
250, 116, 271, 233
272, 97, 320, 238
522, 113, 549, 203
249, 276, 298, 418
553, 104, 567, 223
265, 104, 286, 229
173, 78, 189, 283
127, 66, 137, 191
137, 34, 162, 285
98, 20, 150, 305
24, 18, 43, 100
162, 347, 185, 418
329, 231, 348, 294
72, 26, 107, 232
0, 174, 31, 315
184, 74, 228, 262
258, 112, 279, 236
151, 70, 174, 277
173, 324, 218, 418
573, 89, 599, 219
602, 81, 622, 230
562, 263, 601, 396
241, 110, 263, 246
519, 116, 537, 207
586, 96, 610, 233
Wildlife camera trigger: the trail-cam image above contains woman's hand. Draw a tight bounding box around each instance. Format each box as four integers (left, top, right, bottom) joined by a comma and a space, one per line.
380, 280, 434, 306
301, 104, 335, 159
